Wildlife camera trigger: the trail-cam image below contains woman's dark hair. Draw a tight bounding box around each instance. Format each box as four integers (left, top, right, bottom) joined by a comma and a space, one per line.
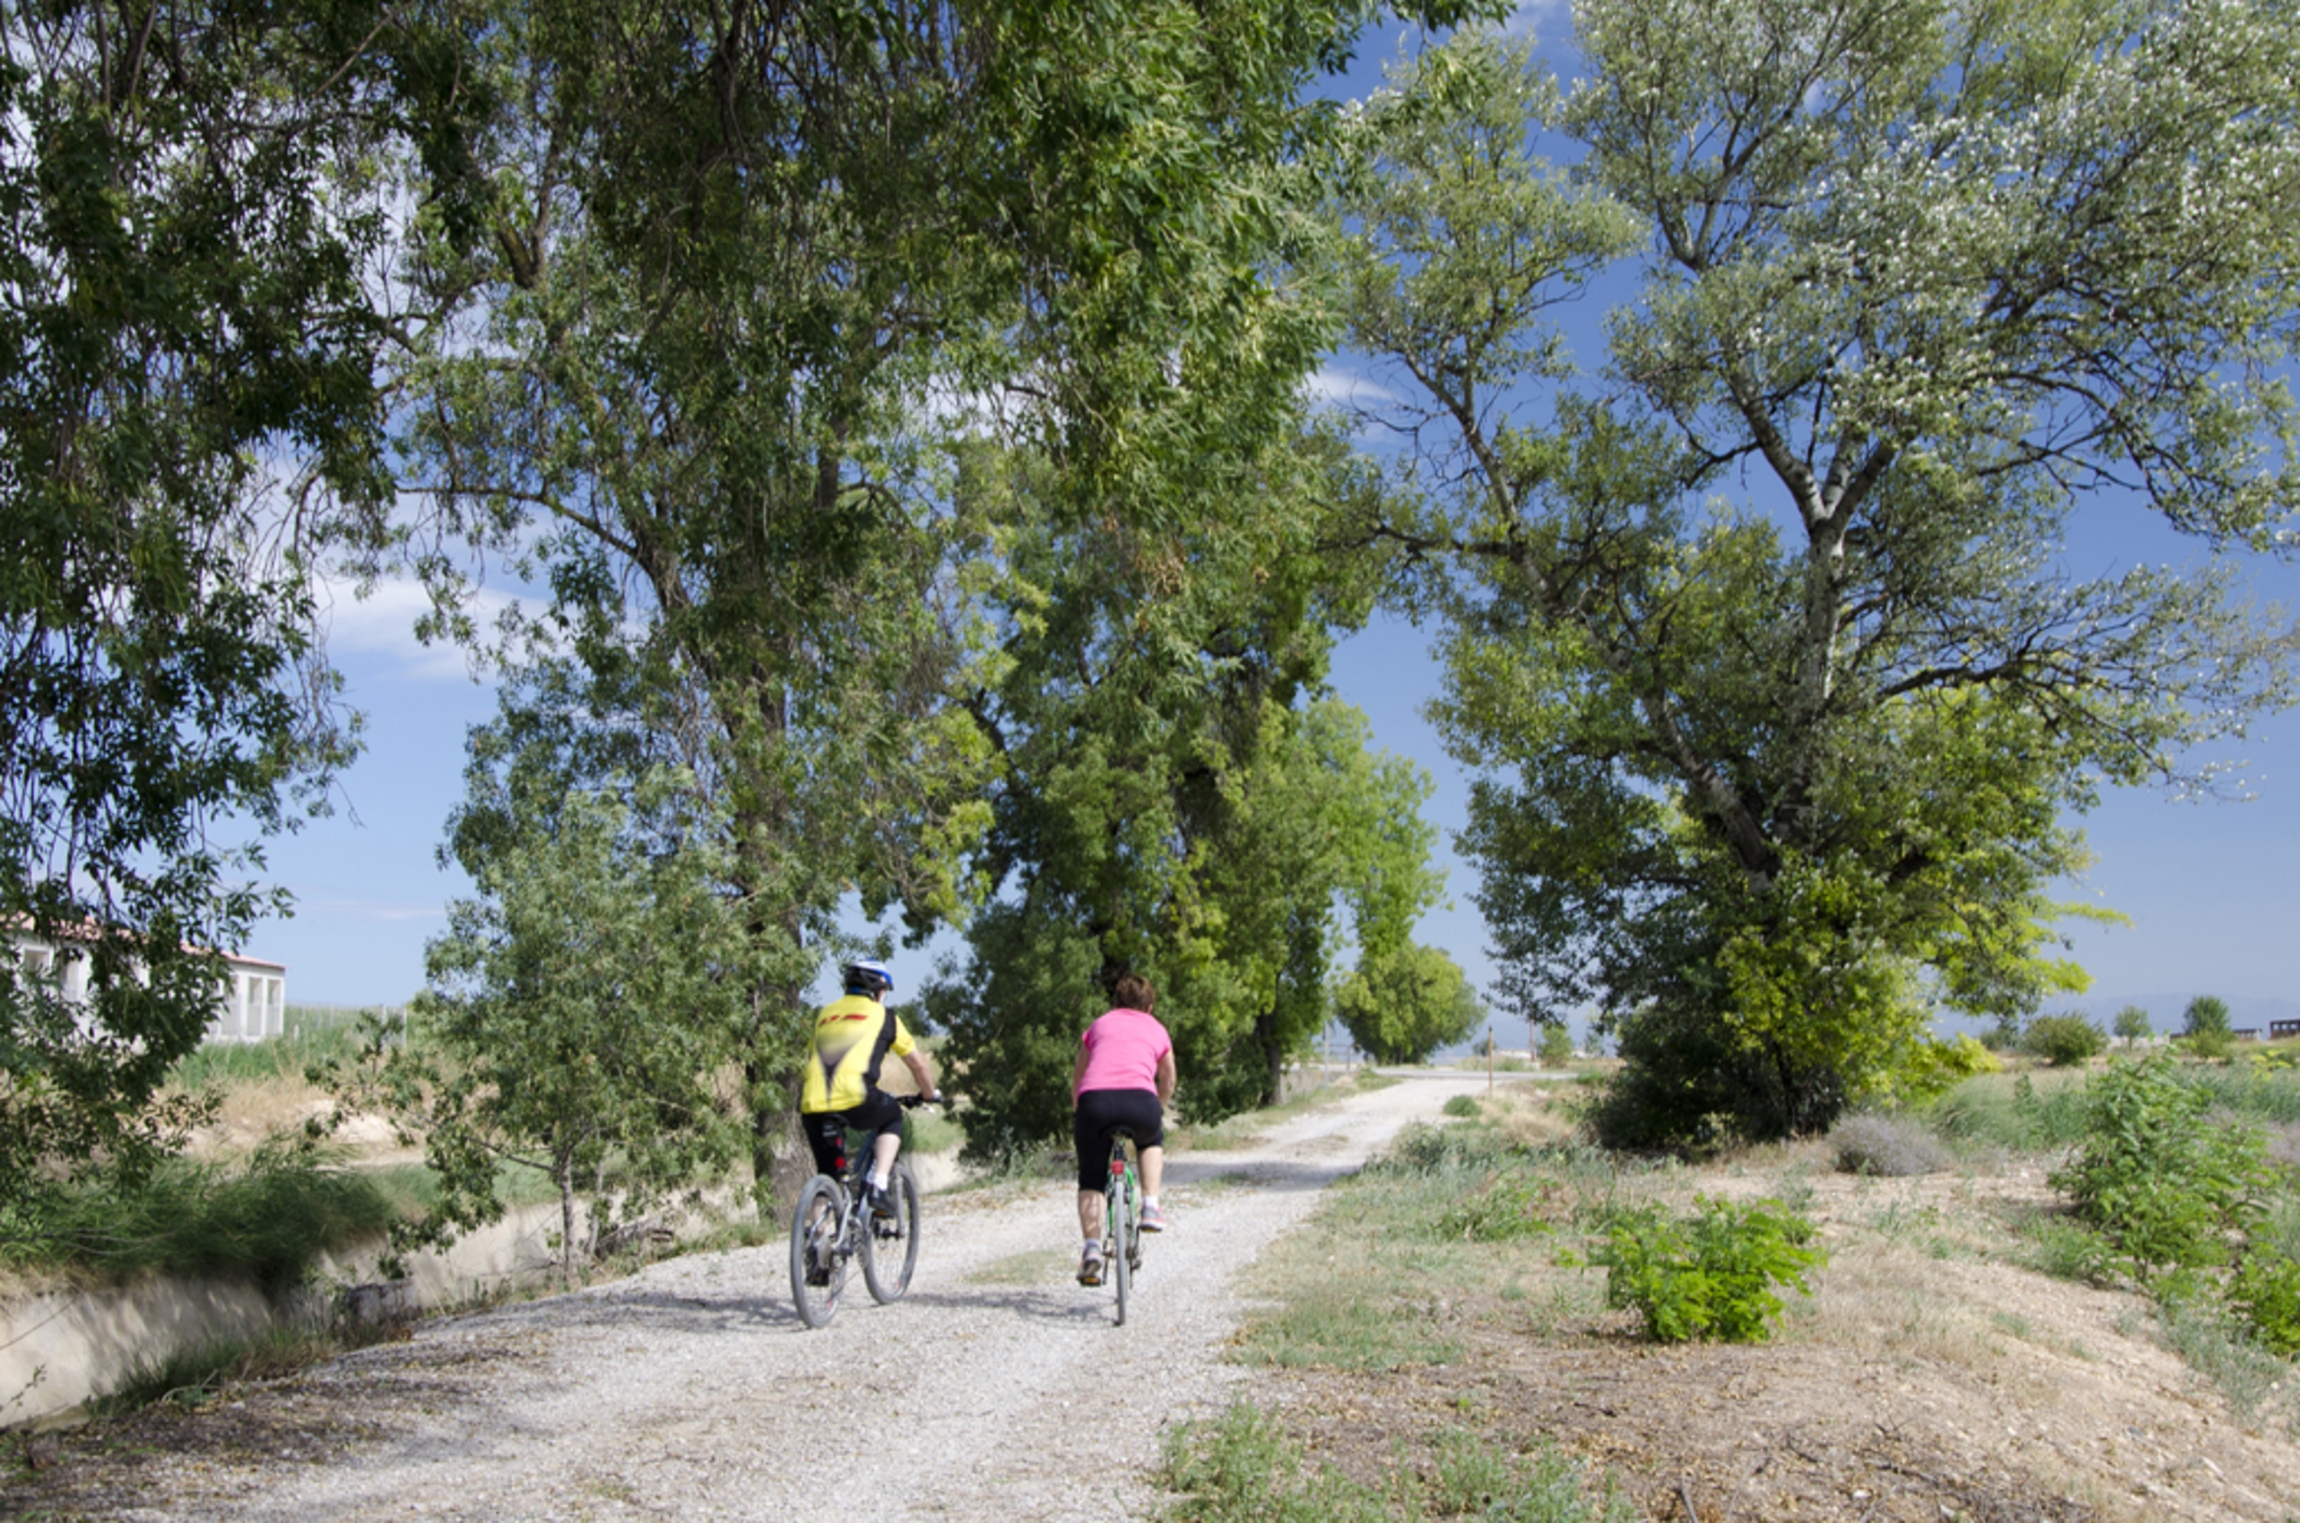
1111, 972, 1156, 1013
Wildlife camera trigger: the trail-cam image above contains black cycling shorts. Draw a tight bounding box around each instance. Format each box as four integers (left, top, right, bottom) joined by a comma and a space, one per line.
1073, 1087, 1163, 1193
803, 1091, 904, 1178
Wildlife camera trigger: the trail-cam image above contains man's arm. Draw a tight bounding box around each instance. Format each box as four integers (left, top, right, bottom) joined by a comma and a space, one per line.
902, 1049, 939, 1103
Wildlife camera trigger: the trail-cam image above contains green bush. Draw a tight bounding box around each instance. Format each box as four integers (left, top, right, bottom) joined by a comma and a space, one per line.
2049, 1056, 2272, 1282
2022, 1014, 2107, 1067
1537, 1025, 1576, 1067
2230, 1247, 2300, 1358
1441, 1094, 1481, 1118
1597, 1195, 1825, 1343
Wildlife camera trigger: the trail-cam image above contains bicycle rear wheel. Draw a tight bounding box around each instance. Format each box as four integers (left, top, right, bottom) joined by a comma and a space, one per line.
861, 1160, 921, 1304
1108, 1169, 1133, 1326
789, 1175, 848, 1329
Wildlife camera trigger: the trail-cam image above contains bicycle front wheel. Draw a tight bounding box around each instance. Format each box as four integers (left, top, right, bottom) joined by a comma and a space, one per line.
861, 1160, 922, 1304
789, 1175, 848, 1329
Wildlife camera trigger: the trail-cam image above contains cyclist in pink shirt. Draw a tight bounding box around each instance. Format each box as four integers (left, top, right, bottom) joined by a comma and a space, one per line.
1072, 971, 1176, 1286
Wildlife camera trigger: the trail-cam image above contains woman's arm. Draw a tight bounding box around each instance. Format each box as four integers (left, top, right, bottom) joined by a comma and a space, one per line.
1154, 1049, 1176, 1108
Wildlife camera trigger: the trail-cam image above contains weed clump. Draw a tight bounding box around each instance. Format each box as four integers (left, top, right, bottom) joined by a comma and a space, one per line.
1829, 1114, 1949, 1177
1596, 1195, 1825, 1344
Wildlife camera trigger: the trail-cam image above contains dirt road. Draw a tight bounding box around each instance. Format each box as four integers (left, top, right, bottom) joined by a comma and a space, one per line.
82, 1075, 1484, 1522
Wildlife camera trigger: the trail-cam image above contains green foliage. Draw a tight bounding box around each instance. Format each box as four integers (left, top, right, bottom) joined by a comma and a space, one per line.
1441, 1094, 1481, 1118
1433, 1171, 1557, 1244
1536, 1025, 1576, 1067
2023, 1014, 2108, 1068
2185, 996, 2235, 1039
1334, 943, 1486, 1066
1159, 1402, 1635, 1523
1596, 1196, 1825, 1344
1927, 1072, 2093, 1150
0, 1149, 401, 1295
328, 768, 754, 1286
1326, 4, 2300, 1153
2050, 1057, 2274, 1283
937, 691, 1446, 1156
2229, 1248, 2300, 1358
0, 0, 422, 1245
2113, 1005, 2155, 1043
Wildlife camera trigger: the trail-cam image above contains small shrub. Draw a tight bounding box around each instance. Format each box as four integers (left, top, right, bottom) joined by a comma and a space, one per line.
2112, 1005, 2154, 1044
2023, 1014, 2107, 1067
1440, 1094, 1481, 1118
1829, 1113, 1949, 1177
1536, 1025, 1576, 1067
2230, 1247, 2300, 1358
2050, 1056, 2273, 1282
1597, 1195, 1825, 1343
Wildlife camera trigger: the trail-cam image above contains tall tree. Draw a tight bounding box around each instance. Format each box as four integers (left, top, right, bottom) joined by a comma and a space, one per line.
1334, 941, 1484, 1065
338, 764, 754, 1288
0, 1, 474, 1232
375, 0, 1490, 1199
928, 433, 1444, 1155
1331, 8, 2300, 1145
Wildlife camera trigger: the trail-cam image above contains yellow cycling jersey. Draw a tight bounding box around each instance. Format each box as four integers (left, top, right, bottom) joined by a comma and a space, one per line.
799, 994, 916, 1114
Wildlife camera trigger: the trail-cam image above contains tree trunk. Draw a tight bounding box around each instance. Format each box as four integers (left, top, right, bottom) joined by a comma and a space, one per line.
554, 1150, 579, 1293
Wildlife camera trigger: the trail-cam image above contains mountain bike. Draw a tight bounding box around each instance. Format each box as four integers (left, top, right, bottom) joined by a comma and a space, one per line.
1098, 1127, 1145, 1326
789, 1097, 932, 1329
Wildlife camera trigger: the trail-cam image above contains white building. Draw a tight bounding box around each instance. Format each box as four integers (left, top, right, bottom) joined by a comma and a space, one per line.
8, 922, 288, 1045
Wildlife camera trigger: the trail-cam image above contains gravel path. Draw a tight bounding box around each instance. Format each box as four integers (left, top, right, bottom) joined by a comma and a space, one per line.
131, 1075, 1486, 1522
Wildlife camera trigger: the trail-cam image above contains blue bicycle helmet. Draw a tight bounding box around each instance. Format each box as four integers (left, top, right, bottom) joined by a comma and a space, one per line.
842, 959, 894, 997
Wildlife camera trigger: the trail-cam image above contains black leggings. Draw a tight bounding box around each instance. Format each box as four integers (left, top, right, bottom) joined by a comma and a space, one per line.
1073, 1088, 1163, 1193
803, 1092, 903, 1178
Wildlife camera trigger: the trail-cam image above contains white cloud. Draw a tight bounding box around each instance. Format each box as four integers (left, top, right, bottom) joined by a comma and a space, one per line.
312, 574, 524, 684
1302, 364, 1403, 410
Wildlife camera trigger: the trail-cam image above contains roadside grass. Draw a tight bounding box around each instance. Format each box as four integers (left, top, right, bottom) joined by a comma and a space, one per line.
1881, 1064, 2300, 1430
89, 1320, 408, 1418
0, 1155, 414, 1296
1229, 1118, 1665, 1372
1160, 1402, 1635, 1523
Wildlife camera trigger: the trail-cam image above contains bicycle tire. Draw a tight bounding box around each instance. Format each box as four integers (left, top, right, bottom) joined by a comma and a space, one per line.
1109, 1165, 1133, 1326
861, 1160, 922, 1304
789, 1175, 848, 1329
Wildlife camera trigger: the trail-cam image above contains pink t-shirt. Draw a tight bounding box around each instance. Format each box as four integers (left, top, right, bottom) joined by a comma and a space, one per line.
1075, 1007, 1173, 1096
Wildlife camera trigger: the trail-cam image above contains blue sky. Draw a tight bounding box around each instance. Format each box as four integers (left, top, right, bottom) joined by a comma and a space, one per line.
243, 7, 2300, 1045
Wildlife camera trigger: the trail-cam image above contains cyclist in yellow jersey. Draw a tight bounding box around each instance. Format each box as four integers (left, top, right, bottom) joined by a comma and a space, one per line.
800, 960, 938, 1219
